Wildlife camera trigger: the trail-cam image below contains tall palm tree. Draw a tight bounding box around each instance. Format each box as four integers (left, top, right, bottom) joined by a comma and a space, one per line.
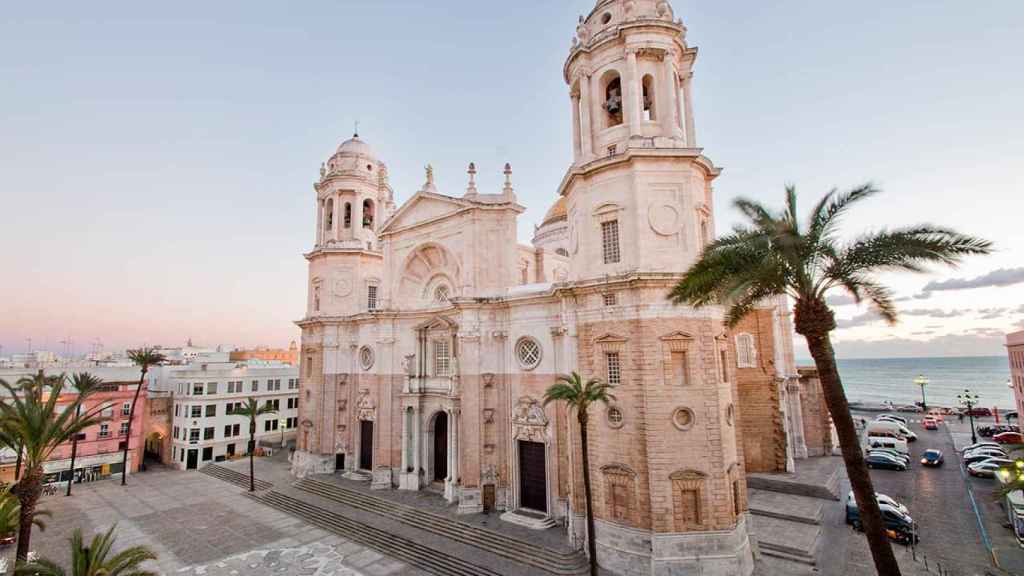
543, 372, 615, 576
0, 484, 48, 545
122, 348, 166, 486
1, 374, 61, 483
66, 373, 105, 497
14, 524, 157, 576
668, 184, 991, 576
233, 397, 276, 492
0, 374, 108, 562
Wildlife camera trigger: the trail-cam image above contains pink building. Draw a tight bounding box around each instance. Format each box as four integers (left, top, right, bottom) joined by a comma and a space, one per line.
1008, 331, 1024, 418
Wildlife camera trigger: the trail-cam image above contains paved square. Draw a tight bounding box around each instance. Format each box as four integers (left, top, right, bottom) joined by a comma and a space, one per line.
9, 464, 414, 575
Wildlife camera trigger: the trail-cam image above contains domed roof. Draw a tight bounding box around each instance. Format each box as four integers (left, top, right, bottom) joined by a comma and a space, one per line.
335, 134, 375, 159
542, 196, 568, 225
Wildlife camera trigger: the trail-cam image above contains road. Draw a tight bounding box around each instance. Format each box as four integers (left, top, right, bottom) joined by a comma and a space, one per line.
852, 413, 1002, 574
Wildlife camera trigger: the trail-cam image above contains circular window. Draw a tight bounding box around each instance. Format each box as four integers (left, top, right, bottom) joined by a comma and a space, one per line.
607, 406, 624, 429
601, 12, 612, 24
434, 285, 450, 304
672, 407, 695, 431
515, 337, 542, 370
359, 346, 375, 371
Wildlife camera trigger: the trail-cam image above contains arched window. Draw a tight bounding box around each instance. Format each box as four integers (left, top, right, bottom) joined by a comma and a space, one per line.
362, 199, 375, 229
735, 333, 757, 368
324, 198, 334, 231
434, 285, 450, 304
642, 74, 656, 121
344, 203, 352, 229
555, 248, 569, 257
603, 74, 623, 127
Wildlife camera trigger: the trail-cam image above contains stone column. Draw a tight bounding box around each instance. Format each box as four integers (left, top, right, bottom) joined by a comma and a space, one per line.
660, 52, 677, 137
316, 200, 324, 245
570, 92, 582, 161
412, 408, 421, 480
452, 409, 460, 484
626, 48, 642, 138
333, 195, 341, 242
578, 71, 594, 160
447, 409, 456, 482
683, 72, 696, 147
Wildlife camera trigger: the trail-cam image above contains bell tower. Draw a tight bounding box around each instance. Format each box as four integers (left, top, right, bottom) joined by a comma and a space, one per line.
562, 0, 718, 282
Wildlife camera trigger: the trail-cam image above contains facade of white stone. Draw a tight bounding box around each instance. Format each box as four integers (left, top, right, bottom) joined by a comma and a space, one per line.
288, 1, 804, 574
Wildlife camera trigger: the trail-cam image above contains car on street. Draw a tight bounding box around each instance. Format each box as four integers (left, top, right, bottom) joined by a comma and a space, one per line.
962, 441, 1001, 454
978, 424, 1018, 438
963, 450, 1008, 466
846, 491, 910, 516
921, 449, 944, 467
961, 407, 992, 417
925, 410, 946, 422
846, 500, 918, 543
865, 452, 908, 471
994, 432, 1024, 444
967, 459, 1014, 478
867, 448, 910, 465
923, 418, 939, 430
877, 414, 908, 425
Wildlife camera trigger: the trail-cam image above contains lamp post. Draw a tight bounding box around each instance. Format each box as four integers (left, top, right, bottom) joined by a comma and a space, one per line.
914, 374, 929, 412
958, 390, 981, 445
1008, 379, 1016, 418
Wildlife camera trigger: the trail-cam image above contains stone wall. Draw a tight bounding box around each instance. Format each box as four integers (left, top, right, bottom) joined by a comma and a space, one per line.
730, 308, 788, 473
798, 367, 834, 457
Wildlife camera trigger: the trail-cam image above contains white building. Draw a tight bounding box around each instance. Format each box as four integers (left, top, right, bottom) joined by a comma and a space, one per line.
150, 361, 300, 470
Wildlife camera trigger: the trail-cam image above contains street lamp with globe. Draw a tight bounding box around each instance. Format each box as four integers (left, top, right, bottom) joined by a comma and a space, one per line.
914, 375, 929, 411
958, 390, 981, 445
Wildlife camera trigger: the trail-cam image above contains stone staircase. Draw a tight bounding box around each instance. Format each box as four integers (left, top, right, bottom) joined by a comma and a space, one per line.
249, 490, 506, 576
294, 477, 588, 575
200, 464, 273, 491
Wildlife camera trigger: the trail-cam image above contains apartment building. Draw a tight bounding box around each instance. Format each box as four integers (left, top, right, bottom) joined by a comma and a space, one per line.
149, 361, 299, 470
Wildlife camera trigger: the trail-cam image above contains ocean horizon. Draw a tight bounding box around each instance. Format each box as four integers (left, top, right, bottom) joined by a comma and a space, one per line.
794, 355, 1014, 411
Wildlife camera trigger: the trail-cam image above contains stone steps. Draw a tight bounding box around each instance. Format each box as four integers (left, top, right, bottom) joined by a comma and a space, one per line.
249, 490, 504, 576
294, 478, 587, 575
750, 515, 820, 567
200, 464, 273, 491
748, 489, 824, 526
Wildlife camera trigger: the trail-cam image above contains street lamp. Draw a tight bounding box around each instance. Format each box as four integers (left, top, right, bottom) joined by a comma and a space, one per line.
1007, 379, 1016, 418
914, 374, 929, 411
958, 389, 981, 445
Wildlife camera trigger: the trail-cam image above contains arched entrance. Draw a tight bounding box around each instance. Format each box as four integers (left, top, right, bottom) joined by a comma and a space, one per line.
433, 412, 448, 482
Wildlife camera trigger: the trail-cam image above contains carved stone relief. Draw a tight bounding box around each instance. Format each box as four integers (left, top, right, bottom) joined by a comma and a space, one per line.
357, 389, 376, 421
512, 396, 550, 443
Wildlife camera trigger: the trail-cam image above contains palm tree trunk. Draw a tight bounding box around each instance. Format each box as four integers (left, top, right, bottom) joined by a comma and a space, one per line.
805, 330, 902, 576
14, 465, 42, 562
249, 420, 256, 492
579, 414, 598, 576
66, 413, 80, 497
121, 368, 147, 486
13, 445, 22, 482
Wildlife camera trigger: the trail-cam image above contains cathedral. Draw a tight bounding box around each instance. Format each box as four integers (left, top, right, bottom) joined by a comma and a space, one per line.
292, 1, 813, 574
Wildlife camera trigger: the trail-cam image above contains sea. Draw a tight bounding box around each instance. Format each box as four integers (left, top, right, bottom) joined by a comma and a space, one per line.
820, 356, 1014, 411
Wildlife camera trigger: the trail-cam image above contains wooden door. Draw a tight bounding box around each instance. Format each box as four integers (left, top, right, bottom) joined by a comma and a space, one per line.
433, 412, 448, 481
360, 420, 374, 471
518, 440, 547, 512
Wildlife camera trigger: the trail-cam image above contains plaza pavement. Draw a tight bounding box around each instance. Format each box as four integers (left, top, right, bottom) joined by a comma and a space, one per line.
9, 461, 418, 575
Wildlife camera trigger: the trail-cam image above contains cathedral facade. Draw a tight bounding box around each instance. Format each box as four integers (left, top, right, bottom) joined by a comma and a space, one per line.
292, 1, 805, 574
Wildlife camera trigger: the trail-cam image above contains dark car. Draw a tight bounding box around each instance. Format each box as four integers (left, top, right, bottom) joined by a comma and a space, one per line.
846, 502, 918, 544
962, 407, 992, 417
963, 450, 1008, 465
994, 432, 1024, 444
865, 453, 907, 471
920, 449, 944, 467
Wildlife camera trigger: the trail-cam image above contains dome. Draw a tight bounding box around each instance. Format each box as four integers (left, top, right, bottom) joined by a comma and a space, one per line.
542, 196, 568, 225
335, 135, 376, 160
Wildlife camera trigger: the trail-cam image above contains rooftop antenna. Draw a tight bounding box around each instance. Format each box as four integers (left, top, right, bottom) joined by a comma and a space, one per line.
354, 120, 360, 138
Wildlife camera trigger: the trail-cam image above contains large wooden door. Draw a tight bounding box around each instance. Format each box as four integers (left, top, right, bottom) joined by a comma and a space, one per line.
433, 412, 448, 481
186, 449, 198, 470
518, 440, 547, 512
360, 420, 374, 471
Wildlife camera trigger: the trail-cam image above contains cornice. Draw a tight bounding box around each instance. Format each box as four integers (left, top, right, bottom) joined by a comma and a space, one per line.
556, 148, 721, 198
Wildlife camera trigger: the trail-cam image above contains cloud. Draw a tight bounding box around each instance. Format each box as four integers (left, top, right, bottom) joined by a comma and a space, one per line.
911, 331, 936, 336
836, 311, 884, 329
965, 327, 1006, 338
901, 308, 969, 319
977, 307, 1008, 320
826, 294, 858, 306
829, 332, 1008, 359
1016, 319, 1024, 329
915, 267, 1024, 299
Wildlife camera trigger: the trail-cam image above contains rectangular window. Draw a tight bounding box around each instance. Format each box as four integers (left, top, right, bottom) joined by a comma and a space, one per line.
226, 403, 234, 415
189, 428, 200, 443
121, 402, 131, 416
671, 351, 688, 386
99, 423, 110, 438
175, 404, 180, 417
206, 382, 218, 395
202, 447, 213, 461
205, 404, 216, 417
287, 398, 298, 409
306, 358, 313, 378
193, 383, 204, 396
720, 349, 729, 382
601, 220, 621, 264
224, 425, 232, 438
252, 380, 259, 392
119, 421, 129, 436
101, 404, 113, 417
264, 420, 272, 432
368, 285, 378, 311
232, 424, 240, 436
434, 340, 451, 376
606, 352, 622, 385
190, 405, 202, 418
204, 427, 215, 441
173, 426, 179, 439
288, 378, 298, 389
603, 292, 617, 306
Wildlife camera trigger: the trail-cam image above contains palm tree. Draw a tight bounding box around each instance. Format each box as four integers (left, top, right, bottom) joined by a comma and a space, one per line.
667, 184, 991, 576
0, 374, 108, 562
65, 373, 106, 497
543, 372, 615, 576
122, 349, 166, 486
0, 484, 48, 545
14, 524, 157, 576
233, 397, 276, 492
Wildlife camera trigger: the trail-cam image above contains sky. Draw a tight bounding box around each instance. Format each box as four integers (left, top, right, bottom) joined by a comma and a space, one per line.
1, 1, 1022, 359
